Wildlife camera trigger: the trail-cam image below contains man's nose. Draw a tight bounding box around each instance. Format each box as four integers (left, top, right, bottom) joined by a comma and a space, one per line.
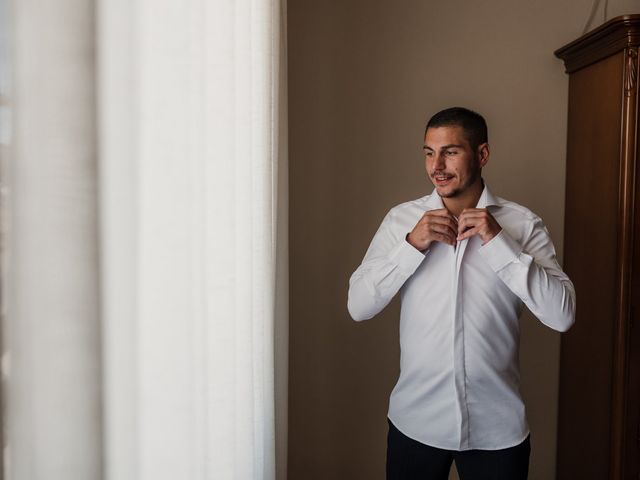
433, 153, 446, 169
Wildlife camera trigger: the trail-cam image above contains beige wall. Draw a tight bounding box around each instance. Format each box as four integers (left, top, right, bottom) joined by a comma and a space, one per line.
288, 2, 638, 479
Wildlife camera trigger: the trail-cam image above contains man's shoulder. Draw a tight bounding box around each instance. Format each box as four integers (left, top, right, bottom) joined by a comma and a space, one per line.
491, 195, 541, 223
387, 194, 432, 217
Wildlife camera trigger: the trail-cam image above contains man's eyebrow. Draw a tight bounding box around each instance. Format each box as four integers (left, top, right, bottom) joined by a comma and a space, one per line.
423, 144, 465, 150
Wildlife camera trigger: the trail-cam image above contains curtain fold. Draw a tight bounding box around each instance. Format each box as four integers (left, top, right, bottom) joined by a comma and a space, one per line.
5, 0, 287, 478
99, 0, 288, 478
6, 1, 103, 479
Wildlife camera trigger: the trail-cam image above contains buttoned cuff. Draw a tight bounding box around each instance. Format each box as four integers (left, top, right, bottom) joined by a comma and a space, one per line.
478, 229, 525, 272
387, 236, 427, 273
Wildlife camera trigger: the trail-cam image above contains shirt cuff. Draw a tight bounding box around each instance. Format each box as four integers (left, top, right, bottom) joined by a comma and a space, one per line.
387, 236, 427, 273
478, 229, 524, 272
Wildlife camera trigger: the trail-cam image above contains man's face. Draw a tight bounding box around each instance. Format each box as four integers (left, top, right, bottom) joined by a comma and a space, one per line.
423, 125, 488, 198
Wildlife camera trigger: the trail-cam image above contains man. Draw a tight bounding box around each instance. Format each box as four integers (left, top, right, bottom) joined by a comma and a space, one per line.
347, 107, 575, 480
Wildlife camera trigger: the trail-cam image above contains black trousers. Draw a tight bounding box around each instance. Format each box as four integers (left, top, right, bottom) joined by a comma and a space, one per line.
386, 419, 530, 480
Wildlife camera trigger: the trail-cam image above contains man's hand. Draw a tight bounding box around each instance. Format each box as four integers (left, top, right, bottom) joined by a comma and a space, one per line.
457, 208, 502, 244
406, 208, 458, 251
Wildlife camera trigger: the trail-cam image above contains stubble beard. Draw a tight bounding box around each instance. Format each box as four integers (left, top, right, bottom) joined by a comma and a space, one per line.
434, 161, 482, 199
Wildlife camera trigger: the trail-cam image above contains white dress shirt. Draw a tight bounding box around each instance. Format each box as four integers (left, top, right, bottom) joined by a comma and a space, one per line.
347, 183, 575, 451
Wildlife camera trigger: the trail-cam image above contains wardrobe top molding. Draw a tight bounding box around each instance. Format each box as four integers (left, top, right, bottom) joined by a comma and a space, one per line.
555, 14, 640, 73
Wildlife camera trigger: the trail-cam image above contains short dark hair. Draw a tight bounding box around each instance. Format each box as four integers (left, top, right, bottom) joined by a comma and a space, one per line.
425, 107, 488, 150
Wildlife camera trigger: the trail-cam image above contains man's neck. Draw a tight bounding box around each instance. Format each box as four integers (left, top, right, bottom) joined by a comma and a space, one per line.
442, 179, 484, 217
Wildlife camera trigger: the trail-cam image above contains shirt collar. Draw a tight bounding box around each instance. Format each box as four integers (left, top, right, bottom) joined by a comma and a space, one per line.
423, 180, 499, 210
476, 182, 499, 208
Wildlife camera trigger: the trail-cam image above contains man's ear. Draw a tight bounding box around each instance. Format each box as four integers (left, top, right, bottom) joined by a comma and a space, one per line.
477, 143, 490, 168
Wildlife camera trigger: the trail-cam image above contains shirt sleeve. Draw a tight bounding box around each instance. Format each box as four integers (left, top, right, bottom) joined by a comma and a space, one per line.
478, 217, 576, 332
347, 209, 426, 321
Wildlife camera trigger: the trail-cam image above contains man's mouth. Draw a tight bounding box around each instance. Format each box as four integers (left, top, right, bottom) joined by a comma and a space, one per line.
433, 174, 454, 185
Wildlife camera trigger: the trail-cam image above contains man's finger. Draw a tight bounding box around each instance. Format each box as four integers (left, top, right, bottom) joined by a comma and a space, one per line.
457, 226, 480, 241
458, 210, 489, 222
429, 216, 458, 230
434, 231, 456, 246
426, 208, 454, 217
457, 215, 481, 234
460, 208, 487, 215
431, 223, 457, 239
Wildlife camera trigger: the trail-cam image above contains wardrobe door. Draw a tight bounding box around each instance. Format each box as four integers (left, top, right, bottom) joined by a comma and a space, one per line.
556, 51, 624, 480
627, 141, 640, 479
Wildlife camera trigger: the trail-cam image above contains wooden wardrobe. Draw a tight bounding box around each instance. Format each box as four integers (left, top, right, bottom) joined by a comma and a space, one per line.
554, 15, 640, 479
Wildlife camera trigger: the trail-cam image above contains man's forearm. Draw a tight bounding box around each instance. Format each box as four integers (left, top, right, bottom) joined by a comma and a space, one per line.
479, 227, 575, 332
347, 235, 425, 321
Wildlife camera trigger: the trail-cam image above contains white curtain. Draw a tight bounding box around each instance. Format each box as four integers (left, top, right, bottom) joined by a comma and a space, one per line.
5, 0, 288, 478
6, 1, 103, 479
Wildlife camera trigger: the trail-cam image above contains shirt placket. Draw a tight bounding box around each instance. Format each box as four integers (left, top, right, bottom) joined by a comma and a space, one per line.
452, 238, 470, 449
